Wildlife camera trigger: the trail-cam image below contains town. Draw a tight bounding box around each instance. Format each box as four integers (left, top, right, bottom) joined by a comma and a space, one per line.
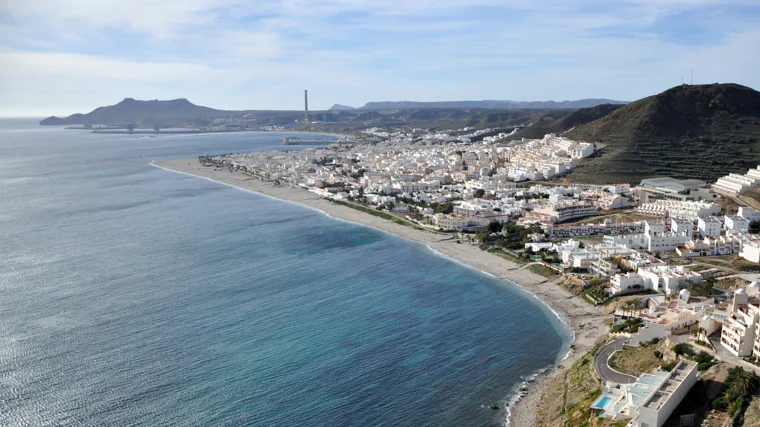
199, 129, 760, 426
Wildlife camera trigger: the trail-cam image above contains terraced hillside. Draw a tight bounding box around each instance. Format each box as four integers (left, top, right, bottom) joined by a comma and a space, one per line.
564, 83, 760, 184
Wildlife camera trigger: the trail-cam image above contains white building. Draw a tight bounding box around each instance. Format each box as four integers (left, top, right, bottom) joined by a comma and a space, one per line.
532, 202, 597, 223
702, 283, 760, 357
697, 216, 722, 238
610, 265, 702, 295
594, 195, 628, 210
591, 359, 698, 427
740, 239, 760, 263
713, 166, 760, 196
432, 214, 490, 231
636, 200, 721, 219
676, 235, 744, 257
670, 219, 694, 235
739, 207, 760, 223
725, 215, 751, 232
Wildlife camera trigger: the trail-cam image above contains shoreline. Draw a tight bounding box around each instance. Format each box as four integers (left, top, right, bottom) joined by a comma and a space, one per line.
152, 158, 607, 426
61, 126, 353, 140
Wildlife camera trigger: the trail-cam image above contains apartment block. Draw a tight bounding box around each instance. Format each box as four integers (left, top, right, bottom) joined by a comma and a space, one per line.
532, 202, 597, 223
712, 166, 760, 197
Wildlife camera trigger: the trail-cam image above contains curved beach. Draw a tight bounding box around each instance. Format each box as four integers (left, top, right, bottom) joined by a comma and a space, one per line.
152, 157, 608, 426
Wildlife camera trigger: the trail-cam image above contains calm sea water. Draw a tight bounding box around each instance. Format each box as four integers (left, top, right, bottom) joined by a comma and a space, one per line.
0, 119, 569, 426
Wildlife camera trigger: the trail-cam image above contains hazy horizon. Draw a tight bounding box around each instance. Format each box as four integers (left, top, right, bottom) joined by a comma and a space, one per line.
2, 0, 760, 116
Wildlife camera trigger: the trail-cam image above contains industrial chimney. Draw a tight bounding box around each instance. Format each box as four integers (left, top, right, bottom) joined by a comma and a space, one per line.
304, 90, 309, 122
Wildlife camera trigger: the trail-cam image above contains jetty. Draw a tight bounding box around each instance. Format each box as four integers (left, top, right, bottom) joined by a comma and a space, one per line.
281, 136, 332, 145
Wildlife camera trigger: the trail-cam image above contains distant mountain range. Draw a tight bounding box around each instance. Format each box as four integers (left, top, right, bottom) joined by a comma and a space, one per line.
330, 99, 627, 110
39, 85, 760, 185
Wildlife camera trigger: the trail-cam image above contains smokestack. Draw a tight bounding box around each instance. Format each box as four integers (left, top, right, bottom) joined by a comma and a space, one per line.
304, 90, 309, 122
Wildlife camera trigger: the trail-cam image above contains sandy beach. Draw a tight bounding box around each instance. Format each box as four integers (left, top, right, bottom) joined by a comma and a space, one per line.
153, 158, 608, 427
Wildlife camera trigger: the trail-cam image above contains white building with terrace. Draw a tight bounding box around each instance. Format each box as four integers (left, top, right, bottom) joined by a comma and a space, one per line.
531, 201, 597, 223
712, 165, 760, 196
636, 200, 721, 219
610, 265, 702, 295
591, 359, 697, 427
701, 282, 760, 358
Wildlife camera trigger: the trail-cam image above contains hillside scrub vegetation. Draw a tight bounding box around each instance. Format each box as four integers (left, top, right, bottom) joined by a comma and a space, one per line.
565, 84, 760, 183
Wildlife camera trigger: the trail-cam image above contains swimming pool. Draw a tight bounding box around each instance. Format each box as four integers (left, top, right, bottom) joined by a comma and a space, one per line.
592, 396, 612, 409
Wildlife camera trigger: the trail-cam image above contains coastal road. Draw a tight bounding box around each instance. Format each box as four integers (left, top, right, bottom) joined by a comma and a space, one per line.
594, 339, 637, 385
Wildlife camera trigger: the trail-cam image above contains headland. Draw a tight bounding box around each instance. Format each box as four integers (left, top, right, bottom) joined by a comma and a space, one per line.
152, 157, 607, 427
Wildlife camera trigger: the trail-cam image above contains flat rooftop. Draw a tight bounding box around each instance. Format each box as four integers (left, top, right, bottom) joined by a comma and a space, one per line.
642, 360, 697, 411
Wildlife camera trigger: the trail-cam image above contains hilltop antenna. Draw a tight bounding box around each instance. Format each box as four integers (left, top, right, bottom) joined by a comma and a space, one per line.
690, 70, 694, 85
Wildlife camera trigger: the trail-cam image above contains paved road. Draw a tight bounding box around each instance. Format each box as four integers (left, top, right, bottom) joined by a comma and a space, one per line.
594, 338, 637, 384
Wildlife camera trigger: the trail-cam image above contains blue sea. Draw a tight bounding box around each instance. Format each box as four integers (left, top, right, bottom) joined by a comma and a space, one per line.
0, 119, 570, 426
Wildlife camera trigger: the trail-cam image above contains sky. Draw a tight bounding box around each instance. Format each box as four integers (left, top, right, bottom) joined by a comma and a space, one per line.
1, 0, 759, 116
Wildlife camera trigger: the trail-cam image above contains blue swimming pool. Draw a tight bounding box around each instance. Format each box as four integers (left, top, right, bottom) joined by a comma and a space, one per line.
592, 396, 612, 409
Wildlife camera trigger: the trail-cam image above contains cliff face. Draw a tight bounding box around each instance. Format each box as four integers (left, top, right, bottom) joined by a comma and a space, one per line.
563, 83, 760, 183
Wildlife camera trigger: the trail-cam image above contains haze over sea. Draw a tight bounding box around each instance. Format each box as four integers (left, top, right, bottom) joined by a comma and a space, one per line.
0, 119, 569, 426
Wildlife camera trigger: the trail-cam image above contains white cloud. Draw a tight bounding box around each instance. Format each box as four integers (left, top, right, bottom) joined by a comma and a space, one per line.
0, 0, 758, 114
0, 48, 230, 82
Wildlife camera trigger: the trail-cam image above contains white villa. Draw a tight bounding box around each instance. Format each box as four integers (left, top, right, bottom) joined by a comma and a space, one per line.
610, 265, 702, 295
591, 359, 698, 427
702, 282, 760, 357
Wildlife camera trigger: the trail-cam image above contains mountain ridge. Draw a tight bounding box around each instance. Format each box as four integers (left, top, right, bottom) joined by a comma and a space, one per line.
40, 98, 226, 127
328, 104, 356, 110
359, 99, 628, 110
38, 97, 623, 129
562, 83, 760, 183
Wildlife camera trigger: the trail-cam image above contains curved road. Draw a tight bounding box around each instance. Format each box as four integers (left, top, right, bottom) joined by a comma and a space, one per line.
594, 338, 637, 384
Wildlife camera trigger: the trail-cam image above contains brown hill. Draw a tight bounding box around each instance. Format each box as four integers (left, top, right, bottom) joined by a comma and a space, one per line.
506, 104, 623, 140
40, 98, 225, 127
564, 83, 760, 183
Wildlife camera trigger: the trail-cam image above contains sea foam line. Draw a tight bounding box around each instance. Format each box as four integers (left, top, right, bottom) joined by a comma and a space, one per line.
502, 365, 553, 427
151, 161, 577, 423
